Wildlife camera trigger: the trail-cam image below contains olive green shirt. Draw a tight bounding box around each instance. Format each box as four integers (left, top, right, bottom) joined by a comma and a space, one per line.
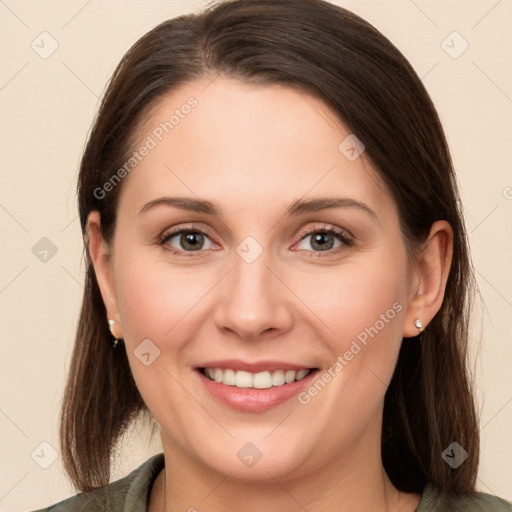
33, 453, 512, 511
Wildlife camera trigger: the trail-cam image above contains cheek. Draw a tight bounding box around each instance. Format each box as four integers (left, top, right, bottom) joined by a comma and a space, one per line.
113, 252, 215, 346
112, 253, 212, 425
301, 262, 406, 348
291, 258, 407, 441
296, 250, 408, 401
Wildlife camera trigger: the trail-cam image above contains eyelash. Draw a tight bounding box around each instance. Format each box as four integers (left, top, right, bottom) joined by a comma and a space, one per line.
158, 224, 354, 258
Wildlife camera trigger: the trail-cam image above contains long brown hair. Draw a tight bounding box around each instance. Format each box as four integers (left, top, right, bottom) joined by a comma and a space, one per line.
61, 0, 479, 494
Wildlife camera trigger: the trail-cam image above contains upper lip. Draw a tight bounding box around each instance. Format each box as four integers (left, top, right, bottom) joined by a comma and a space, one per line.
196, 359, 315, 373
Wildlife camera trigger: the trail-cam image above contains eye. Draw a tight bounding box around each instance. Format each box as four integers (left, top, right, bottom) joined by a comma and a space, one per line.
158, 224, 353, 257
159, 227, 216, 255
294, 226, 353, 255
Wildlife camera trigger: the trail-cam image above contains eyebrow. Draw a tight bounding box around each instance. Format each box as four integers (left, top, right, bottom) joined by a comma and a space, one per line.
139, 196, 377, 220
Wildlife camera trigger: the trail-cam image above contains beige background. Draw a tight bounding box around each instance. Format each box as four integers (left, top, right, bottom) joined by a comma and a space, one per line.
0, 0, 511, 509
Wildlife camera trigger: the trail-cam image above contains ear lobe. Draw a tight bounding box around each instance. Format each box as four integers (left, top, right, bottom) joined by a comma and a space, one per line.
86, 211, 123, 336
402, 220, 453, 338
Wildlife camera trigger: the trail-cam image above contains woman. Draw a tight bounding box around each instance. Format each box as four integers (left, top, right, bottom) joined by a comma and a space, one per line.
34, 0, 512, 510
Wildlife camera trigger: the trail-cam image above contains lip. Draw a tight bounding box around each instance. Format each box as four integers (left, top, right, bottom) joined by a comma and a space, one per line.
196, 359, 312, 373
195, 365, 319, 413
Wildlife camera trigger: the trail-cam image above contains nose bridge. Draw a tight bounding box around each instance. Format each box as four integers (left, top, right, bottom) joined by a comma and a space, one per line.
214, 243, 292, 339
232, 249, 272, 304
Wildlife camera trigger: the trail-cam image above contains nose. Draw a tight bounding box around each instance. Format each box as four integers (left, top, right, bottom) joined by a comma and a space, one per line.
213, 251, 293, 341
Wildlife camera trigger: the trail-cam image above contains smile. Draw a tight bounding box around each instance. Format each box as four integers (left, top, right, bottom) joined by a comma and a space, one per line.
195, 363, 320, 412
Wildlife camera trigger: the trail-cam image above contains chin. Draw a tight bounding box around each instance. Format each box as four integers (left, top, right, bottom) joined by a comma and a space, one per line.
188, 433, 315, 483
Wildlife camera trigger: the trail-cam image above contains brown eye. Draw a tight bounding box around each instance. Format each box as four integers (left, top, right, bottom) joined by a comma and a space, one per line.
295, 227, 353, 255
160, 229, 215, 254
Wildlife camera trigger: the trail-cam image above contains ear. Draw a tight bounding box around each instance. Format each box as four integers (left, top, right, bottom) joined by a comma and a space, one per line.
402, 220, 453, 338
86, 211, 123, 339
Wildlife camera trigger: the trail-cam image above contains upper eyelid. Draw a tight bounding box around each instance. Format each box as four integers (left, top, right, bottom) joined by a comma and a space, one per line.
160, 224, 216, 242
160, 223, 352, 249
160, 223, 350, 239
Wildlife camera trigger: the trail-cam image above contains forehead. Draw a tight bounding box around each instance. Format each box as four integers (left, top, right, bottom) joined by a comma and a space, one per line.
118, 77, 394, 223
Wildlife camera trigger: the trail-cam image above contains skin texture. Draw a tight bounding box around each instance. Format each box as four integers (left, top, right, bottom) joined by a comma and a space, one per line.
88, 77, 453, 512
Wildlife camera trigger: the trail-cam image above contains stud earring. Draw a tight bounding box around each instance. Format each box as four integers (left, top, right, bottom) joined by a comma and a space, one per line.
108, 319, 119, 348
414, 319, 423, 332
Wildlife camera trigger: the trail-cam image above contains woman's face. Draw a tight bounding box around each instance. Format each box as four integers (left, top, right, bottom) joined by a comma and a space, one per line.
94, 77, 420, 481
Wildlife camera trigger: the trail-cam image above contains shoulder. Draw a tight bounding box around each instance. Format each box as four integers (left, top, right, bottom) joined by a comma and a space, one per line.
30, 453, 165, 512
417, 482, 512, 511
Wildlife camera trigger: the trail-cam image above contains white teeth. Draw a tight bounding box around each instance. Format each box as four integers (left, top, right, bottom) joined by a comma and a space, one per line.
284, 370, 296, 383
202, 368, 312, 388
253, 371, 272, 389
296, 369, 309, 381
223, 368, 236, 386
235, 370, 253, 388
271, 370, 285, 386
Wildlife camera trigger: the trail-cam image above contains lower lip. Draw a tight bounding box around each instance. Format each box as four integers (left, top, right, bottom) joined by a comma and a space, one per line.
196, 369, 318, 412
